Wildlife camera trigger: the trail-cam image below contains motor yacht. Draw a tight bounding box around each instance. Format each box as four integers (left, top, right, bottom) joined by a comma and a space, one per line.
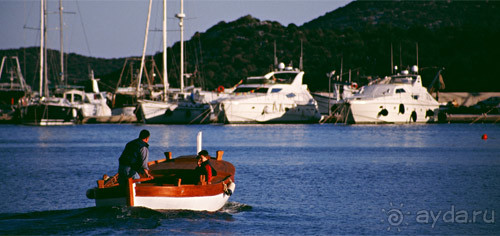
343, 66, 439, 124
213, 63, 321, 124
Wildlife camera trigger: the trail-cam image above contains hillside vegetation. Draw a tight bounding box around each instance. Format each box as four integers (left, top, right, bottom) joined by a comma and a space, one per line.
1, 0, 499, 92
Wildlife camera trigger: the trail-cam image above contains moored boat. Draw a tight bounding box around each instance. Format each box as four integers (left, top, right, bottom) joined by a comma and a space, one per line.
213, 63, 321, 124
86, 150, 235, 212
0, 56, 32, 123
342, 66, 440, 124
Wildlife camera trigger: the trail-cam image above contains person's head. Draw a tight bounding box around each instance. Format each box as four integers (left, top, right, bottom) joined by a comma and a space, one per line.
139, 129, 150, 142
197, 150, 209, 162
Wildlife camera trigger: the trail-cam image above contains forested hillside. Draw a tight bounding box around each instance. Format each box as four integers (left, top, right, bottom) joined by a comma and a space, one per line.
1, 0, 499, 92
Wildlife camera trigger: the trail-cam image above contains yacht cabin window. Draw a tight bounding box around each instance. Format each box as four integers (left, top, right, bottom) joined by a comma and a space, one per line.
272, 73, 295, 84
271, 88, 282, 93
233, 87, 268, 93
395, 88, 406, 94
245, 78, 271, 84
254, 87, 269, 93
74, 94, 83, 103
65, 94, 72, 102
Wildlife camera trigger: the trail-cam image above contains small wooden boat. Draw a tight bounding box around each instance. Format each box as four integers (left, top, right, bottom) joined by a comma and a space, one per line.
86, 150, 235, 212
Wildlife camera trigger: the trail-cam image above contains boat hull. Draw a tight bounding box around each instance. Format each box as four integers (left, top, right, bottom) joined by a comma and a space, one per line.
137, 100, 212, 124
88, 154, 236, 212
215, 96, 321, 124
20, 102, 77, 126
94, 190, 230, 212
346, 101, 439, 124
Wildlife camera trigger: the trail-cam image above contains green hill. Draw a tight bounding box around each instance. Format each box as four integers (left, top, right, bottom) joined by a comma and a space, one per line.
2, 0, 499, 92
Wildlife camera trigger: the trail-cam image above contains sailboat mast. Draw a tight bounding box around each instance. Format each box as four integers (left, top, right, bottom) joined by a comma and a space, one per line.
43, 0, 48, 97
162, 0, 168, 101
137, 0, 153, 98
176, 0, 185, 92
39, 0, 44, 96
59, 0, 64, 85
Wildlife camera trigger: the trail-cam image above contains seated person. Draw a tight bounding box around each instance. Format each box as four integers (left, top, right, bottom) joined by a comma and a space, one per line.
195, 150, 217, 183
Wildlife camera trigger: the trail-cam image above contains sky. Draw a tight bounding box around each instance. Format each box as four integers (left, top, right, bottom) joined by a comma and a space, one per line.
0, 0, 351, 59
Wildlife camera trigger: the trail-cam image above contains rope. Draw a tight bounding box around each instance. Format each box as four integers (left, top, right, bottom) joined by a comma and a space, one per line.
470, 107, 497, 125
75, 0, 92, 56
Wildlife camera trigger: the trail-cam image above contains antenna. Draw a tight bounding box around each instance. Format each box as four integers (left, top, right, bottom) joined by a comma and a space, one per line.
390, 43, 393, 74
299, 39, 303, 71
416, 42, 419, 68
273, 40, 278, 68
399, 42, 402, 69
176, 0, 186, 92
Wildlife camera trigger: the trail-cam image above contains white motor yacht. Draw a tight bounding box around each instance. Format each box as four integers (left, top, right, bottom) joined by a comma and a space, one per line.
343, 66, 439, 124
213, 63, 321, 124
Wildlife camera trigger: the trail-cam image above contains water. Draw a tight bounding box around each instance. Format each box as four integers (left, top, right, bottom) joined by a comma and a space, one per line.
0, 123, 499, 235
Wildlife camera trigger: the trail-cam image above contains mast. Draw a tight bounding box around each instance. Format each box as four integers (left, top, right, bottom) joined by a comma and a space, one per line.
299, 39, 303, 71
39, 0, 44, 96
176, 0, 185, 92
43, 0, 48, 97
59, 0, 64, 85
162, 0, 168, 101
137, 0, 153, 98
340, 55, 343, 82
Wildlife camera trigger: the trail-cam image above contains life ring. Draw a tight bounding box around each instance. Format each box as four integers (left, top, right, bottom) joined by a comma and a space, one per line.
217, 85, 225, 93
351, 83, 358, 89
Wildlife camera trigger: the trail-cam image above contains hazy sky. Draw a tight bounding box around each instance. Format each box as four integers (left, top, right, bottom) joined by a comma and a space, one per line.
0, 0, 351, 59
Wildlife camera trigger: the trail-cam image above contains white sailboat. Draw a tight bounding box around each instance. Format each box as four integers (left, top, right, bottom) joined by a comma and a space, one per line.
136, 0, 217, 124
0, 56, 32, 123
342, 66, 440, 124
21, 0, 77, 126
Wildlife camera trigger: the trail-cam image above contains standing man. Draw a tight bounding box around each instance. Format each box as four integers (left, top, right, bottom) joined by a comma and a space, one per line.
118, 129, 153, 187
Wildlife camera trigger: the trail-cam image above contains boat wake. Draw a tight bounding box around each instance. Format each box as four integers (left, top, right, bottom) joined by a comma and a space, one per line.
220, 201, 253, 214
0, 203, 252, 234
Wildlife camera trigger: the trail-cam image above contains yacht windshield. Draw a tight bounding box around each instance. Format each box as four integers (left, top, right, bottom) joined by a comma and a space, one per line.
391, 76, 414, 84
271, 73, 296, 84
245, 77, 272, 84
233, 87, 268, 93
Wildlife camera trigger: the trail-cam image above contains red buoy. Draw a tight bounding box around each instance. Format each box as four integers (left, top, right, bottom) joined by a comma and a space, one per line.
482, 134, 488, 140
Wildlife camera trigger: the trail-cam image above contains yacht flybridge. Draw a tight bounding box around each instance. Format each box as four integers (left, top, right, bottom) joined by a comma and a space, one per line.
343, 66, 440, 124
213, 63, 321, 124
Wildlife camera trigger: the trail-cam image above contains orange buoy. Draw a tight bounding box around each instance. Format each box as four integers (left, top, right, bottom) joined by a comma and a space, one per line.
482, 134, 488, 140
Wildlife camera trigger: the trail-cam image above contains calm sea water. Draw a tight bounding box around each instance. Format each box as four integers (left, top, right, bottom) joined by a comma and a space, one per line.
0, 123, 499, 235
